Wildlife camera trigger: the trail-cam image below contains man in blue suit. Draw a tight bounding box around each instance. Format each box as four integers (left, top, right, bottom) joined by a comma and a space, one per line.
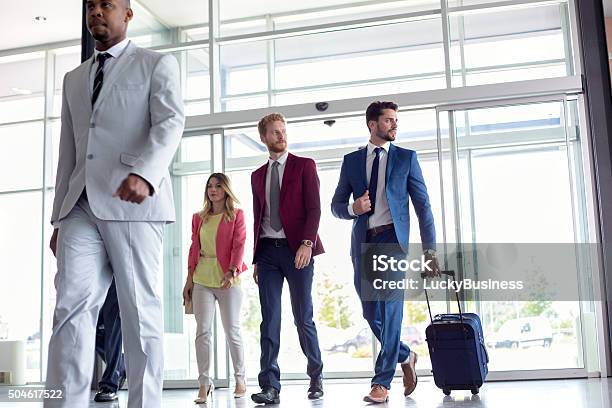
331, 101, 440, 403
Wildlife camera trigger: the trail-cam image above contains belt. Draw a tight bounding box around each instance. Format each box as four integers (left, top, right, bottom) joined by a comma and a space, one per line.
260, 238, 289, 248
366, 223, 395, 238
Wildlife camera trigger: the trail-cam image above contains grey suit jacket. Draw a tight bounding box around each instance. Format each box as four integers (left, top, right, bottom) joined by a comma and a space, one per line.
51, 41, 185, 224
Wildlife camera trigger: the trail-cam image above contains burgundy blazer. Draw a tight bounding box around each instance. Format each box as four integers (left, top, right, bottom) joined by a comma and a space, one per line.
251, 152, 324, 261
187, 209, 248, 277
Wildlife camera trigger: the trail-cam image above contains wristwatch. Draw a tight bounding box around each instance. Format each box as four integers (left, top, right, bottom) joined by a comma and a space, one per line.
301, 240, 313, 248
424, 248, 437, 256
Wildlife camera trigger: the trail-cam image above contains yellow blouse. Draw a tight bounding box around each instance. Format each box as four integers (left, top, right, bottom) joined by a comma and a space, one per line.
193, 213, 240, 288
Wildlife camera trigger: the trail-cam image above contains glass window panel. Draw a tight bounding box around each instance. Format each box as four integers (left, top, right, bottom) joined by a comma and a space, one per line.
275, 19, 444, 89
0, 52, 45, 123
449, 4, 569, 86
0, 192, 42, 382
185, 100, 211, 116
220, 19, 268, 38
184, 48, 210, 101
180, 134, 212, 163
48, 120, 61, 188
223, 95, 268, 112
0, 122, 44, 191
476, 301, 581, 371
221, 18, 443, 111
220, 0, 441, 36
52, 46, 81, 118
220, 42, 268, 96
128, 1, 208, 47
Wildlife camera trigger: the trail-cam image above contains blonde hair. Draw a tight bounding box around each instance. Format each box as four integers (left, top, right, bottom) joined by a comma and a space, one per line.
258, 112, 286, 137
199, 173, 240, 223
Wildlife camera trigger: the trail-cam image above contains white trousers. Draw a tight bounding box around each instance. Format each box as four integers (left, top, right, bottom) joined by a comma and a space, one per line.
193, 283, 245, 386
44, 197, 165, 408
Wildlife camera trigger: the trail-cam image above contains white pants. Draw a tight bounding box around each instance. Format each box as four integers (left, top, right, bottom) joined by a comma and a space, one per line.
193, 283, 245, 386
44, 197, 165, 408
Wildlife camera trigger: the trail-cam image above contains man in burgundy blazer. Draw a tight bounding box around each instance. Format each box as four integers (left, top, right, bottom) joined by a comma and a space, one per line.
250, 113, 324, 405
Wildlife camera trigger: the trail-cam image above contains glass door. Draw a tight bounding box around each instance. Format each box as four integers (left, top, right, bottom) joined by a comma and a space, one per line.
434, 98, 590, 374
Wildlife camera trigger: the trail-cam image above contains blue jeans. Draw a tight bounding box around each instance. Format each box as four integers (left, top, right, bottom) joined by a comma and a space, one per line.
95, 279, 126, 392
256, 238, 323, 391
352, 228, 410, 389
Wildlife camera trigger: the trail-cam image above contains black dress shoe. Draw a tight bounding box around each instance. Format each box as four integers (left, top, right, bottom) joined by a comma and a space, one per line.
251, 386, 280, 405
93, 387, 118, 402
307, 378, 324, 400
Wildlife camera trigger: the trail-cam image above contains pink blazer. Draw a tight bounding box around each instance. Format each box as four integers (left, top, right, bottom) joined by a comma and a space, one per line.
187, 209, 248, 277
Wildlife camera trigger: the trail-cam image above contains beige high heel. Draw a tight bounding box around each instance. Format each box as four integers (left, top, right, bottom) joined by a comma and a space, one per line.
233, 381, 247, 398
194, 383, 214, 404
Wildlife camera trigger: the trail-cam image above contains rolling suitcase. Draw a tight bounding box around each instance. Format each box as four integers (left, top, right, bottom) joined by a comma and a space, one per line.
423, 270, 489, 396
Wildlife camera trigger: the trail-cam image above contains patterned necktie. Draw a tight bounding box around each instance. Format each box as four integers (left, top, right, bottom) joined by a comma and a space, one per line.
92, 53, 111, 107
368, 147, 382, 216
269, 161, 282, 232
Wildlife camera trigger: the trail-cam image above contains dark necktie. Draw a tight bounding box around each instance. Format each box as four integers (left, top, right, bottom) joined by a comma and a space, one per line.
368, 147, 382, 217
92, 53, 111, 107
270, 161, 282, 231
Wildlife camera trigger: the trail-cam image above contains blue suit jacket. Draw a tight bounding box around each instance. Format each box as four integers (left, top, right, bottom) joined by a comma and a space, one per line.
331, 143, 436, 257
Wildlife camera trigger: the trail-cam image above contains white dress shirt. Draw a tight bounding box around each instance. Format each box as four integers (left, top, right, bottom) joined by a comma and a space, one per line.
261, 150, 288, 238
348, 142, 393, 229
89, 38, 130, 97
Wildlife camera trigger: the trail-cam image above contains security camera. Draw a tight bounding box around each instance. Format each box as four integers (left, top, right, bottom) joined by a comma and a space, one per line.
324, 120, 336, 127
315, 102, 329, 111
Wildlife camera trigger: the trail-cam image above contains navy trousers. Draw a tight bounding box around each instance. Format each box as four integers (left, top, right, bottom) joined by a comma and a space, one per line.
95, 279, 126, 392
352, 228, 410, 389
256, 238, 323, 391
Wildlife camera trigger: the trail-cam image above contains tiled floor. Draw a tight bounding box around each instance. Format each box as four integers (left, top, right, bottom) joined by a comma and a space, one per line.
1, 377, 611, 407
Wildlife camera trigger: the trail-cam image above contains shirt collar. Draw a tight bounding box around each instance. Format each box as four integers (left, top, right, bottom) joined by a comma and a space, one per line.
268, 150, 289, 167
93, 38, 130, 61
367, 141, 390, 156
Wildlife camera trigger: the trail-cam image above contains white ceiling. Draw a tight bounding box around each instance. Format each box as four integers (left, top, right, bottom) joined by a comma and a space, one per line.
1, 0, 81, 51
1, 0, 611, 52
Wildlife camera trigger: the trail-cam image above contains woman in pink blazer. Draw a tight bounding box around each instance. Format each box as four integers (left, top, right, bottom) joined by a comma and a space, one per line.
183, 173, 248, 403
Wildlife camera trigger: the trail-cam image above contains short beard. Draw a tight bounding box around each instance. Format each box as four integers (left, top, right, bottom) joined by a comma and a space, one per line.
267, 141, 287, 153
377, 130, 396, 141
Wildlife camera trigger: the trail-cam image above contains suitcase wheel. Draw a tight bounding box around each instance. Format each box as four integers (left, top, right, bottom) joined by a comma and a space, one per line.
443, 389, 451, 396
471, 387, 479, 395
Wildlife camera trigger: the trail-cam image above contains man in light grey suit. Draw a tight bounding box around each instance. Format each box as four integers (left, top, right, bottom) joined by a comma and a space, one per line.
45, 0, 184, 407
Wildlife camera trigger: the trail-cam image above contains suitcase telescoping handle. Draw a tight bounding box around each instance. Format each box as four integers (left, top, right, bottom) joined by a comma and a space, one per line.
420, 270, 464, 326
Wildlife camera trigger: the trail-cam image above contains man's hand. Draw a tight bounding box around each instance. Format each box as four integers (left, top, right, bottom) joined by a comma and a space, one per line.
424, 252, 441, 278
50, 228, 59, 258
295, 244, 312, 269
352, 190, 371, 216
183, 277, 194, 304
113, 174, 151, 204
253, 264, 258, 284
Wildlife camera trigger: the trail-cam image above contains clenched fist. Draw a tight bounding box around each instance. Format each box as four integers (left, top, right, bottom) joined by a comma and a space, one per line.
113, 174, 151, 204
352, 190, 372, 216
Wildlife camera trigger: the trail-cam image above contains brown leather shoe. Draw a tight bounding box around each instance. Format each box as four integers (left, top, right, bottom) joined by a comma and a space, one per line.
401, 351, 418, 396
363, 384, 388, 403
